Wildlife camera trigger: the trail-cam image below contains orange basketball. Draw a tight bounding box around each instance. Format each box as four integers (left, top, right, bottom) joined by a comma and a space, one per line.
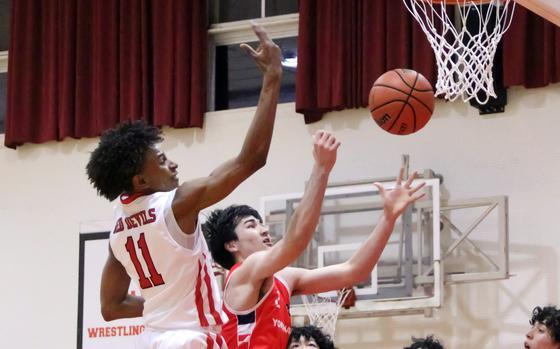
369, 69, 435, 135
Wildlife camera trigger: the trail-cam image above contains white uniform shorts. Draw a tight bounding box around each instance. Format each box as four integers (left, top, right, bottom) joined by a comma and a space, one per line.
136, 328, 227, 349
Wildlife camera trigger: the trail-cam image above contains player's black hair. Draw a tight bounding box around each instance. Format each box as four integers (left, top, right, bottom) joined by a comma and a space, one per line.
203, 205, 263, 270
404, 335, 444, 349
86, 121, 163, 201
530, 306, 560, 343
288, 326, 336, 349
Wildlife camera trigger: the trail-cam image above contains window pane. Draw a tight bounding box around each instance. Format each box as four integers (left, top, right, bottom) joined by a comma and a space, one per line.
214, 37, 297, 111
265, 0, 298, 17
0, 73, 6, 133
210, 0, 260, 24
0, 0, 10, 51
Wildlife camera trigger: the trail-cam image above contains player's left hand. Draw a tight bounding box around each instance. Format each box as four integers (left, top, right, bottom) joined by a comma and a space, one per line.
374, 168, 426, 221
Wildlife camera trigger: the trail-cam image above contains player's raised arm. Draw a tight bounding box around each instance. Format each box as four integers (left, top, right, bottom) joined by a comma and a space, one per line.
238, 131, 340, 283
283, 169, 426, 295
172, 24, 283, 227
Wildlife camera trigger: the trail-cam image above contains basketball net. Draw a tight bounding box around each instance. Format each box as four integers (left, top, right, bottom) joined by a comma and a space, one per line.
403, 0, 515, 104
300, 289, 352, 340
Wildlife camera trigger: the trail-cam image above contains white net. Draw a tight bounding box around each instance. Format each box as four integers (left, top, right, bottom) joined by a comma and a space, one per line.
300, 289, 352, 340
403, 0, 515, 104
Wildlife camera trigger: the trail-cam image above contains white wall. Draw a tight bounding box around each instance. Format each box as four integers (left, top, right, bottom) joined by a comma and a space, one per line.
1, 84, 559, 348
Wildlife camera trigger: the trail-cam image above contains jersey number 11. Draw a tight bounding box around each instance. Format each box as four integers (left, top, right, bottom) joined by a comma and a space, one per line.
125, 233, 165, 289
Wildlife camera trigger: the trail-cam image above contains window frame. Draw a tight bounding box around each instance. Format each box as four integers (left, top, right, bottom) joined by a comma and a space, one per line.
0, 50, 6, 73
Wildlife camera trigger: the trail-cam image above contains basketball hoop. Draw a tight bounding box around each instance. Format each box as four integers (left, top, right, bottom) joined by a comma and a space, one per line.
300, 288, 355, 340
403, 0, 515, 104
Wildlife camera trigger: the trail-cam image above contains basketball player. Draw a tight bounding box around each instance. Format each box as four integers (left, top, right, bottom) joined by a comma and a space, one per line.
404, 336, 444, 349
203, 162, 426, 349
287, 326, 335, 349
525, 306, 560, 349
86, 23, 282, 349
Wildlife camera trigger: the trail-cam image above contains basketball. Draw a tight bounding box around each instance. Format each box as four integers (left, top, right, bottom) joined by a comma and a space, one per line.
368, 69, 435, 135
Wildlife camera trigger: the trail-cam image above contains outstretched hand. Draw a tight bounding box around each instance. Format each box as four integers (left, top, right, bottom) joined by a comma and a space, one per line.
374, 168, 426, 221
240, 23, 282, 75
312, 130, 341, 172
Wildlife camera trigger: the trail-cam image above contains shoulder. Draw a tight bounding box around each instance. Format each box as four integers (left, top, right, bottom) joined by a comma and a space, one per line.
276, 267, 306, 291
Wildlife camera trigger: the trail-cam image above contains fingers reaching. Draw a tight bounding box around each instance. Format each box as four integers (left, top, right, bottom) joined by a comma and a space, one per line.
373, 182, 385, 196
241, 22, 273, 56
404, 171, 418, 188
239, 43, 257, 57
396, 167, 404, 186
409, 181, 426, 195
314, 130, 340, 151
251, 22, 271, 44
410, 191, 426, 202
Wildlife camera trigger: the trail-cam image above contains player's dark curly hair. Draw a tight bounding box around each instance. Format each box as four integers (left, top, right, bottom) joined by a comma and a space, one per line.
86, 121, 163, 201
202, 205, 262, 270
288, 326, 336, 349
530, 306, 560, 343
404, 335, 444, 349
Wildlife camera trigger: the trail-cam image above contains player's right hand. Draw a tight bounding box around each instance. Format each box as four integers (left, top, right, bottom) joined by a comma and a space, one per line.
312, 130, 340, 172
240, 23, 282, 76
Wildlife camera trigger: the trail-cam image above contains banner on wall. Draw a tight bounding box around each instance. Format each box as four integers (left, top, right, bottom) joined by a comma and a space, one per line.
77, 232, 143, 349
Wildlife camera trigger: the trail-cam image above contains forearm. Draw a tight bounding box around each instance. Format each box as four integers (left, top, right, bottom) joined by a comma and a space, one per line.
283, 164, 331, 250
237, 72, 282, 168
101, 295, 145, 322
345, 214, 396, 282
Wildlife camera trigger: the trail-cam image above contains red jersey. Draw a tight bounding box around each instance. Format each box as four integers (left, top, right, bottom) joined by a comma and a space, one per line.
222, 263, 292, 349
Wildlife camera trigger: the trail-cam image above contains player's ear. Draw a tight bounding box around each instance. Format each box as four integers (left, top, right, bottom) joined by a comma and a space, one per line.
132, 173, 149, 192
224, 240, 239, 253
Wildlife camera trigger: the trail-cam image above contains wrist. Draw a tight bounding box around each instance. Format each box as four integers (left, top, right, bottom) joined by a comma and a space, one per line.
312, 163, 333, 176
263, 67, 282, 81
380, 212, 398, 226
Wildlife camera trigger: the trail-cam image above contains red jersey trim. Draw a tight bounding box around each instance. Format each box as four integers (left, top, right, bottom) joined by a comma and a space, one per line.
223, 269, 276, 315
119, 192, 147, 205
202, 253, 224, 325
195, 260, 210, 327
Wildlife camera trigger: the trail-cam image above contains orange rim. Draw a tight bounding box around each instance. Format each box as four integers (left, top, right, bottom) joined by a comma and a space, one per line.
425, 0, 495, 4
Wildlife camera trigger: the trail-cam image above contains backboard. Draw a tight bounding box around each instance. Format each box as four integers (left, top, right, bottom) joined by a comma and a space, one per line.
515, 0, 560, 26
260, 176, 443, 319
260, 166, 509, 321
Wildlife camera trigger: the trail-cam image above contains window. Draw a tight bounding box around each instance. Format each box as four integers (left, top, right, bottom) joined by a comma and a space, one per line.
209, 0, 298, 24
214, 37, 296, 111
208, 0, 298, 111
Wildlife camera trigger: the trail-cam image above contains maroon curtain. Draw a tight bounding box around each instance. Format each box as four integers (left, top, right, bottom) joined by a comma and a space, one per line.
5, 0, 207, 149
502, 5, 560, 88
296, 0, 438, 123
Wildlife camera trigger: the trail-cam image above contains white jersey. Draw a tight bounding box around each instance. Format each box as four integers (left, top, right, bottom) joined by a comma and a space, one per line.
109, 189, 228, 331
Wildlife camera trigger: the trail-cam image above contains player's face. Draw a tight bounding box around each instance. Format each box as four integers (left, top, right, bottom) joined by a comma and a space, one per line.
138, 147, 179, 193
525, 322, 560, 349
234, 216, 272, 258
288, 336, 319, 349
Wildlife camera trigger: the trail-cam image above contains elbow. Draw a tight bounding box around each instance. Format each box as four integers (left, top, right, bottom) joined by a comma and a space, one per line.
101, 304, 116, 322
345, 263, 369, 285
249, 145, 269, 170
251, 154, 267, 172
238, 153, 267, 175
246, 156, 267, 176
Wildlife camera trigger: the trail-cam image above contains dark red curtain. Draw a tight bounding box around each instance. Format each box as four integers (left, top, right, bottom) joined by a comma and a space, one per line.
5, 0, 207, 149
502, 5, 560, 88
296, 0, 438, 123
